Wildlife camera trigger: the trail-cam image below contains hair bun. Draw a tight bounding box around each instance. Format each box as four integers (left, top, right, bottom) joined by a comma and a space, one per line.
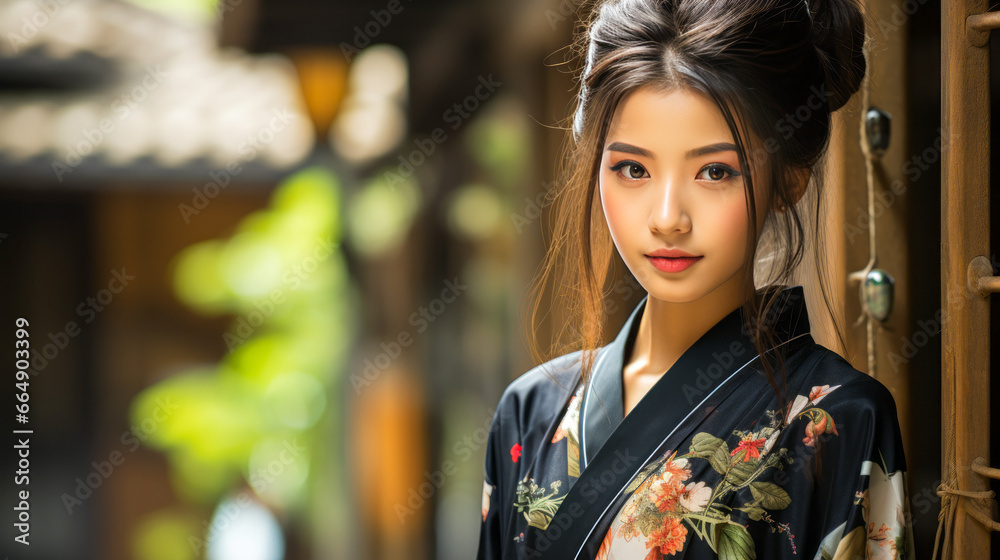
807, 0, 867, 112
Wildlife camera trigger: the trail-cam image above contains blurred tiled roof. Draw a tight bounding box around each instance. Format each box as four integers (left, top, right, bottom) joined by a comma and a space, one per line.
0, 0, 314, 185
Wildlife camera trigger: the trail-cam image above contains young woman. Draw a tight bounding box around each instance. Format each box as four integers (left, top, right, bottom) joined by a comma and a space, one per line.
477, 0, 913, 559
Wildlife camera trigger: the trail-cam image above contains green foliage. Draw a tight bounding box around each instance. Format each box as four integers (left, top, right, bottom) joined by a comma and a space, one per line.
132, 167, 351, 511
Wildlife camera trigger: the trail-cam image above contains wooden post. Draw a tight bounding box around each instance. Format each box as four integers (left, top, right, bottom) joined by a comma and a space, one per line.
940, 0, 993, 557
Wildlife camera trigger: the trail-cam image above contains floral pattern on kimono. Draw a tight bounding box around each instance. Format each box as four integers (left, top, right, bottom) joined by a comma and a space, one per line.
815, 459, 912, 560
509, 384, 585, 531
476, 285, 913, 560
593, 383, 849, 559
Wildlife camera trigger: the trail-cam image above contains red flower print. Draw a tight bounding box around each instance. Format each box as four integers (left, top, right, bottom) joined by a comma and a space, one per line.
646, 516, 687, 557
510, 443, 522, 463
730, 435, 766, 462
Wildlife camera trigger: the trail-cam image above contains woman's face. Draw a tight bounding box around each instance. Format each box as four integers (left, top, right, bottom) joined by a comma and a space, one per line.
599, 85, 769, 305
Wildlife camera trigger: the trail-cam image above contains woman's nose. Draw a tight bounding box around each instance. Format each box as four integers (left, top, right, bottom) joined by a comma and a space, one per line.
648, 178, 690, 235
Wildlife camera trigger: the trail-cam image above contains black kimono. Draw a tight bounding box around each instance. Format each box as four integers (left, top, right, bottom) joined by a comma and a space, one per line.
477, 285, 913, 560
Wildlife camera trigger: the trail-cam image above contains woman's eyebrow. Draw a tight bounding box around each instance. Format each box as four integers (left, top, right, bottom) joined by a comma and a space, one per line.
605, 142, 653, 158
604, 141, 737, 160
685, 142, 738, 159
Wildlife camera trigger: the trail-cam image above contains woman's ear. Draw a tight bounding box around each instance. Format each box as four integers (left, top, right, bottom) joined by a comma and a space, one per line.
776, 167, 811, 212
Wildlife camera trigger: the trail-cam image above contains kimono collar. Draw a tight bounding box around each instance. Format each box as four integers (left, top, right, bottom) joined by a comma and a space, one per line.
577, 284, 812, 470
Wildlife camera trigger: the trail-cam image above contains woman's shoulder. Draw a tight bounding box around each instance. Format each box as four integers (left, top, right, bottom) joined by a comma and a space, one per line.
793, 341, 901, 420
492, 349, 586, 423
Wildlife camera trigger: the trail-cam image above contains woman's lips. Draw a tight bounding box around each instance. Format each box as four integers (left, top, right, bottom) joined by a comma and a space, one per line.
646, 255, 703, 273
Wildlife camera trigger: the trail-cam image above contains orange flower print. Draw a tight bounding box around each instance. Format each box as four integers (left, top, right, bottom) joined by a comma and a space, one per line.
868, 522, 891, 547
808, 384, 839, 403
802, 411, 838, 447
661, 458, 692, 481
803, 423, 817, 447
551, 425, 567, 443
646, 516, 687, 558
552, 392, 581, 443
785, 384, 841, 424
596, 533, 611, 560
650, 476, 682, 513
730, 435, 766, 462
648, 460, 690, 514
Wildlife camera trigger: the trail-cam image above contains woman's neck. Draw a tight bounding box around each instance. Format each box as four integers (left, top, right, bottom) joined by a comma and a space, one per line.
628, 275, 749, 379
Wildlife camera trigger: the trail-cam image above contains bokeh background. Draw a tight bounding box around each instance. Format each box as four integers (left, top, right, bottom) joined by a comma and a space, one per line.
0, 1, 584, 558
0, 0, 961, 558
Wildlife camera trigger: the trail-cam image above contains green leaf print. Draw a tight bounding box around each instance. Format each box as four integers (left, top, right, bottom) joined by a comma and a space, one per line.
726, 459, 758, 486
513, 477, 565, 530
739, 504, 766, 521
749, 481, 791, 510
717, 523, 757, 560
689, 433, 731, 474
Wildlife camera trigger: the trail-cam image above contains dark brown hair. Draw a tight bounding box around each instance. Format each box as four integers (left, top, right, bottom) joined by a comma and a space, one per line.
522, 0, 870, 412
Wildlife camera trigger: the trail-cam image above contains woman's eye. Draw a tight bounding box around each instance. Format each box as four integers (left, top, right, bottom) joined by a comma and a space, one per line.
698, 164, 741, 182
609, 161, 648, 180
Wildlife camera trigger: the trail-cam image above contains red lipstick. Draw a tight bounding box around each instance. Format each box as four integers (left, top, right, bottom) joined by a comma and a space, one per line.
645, 248, 703, 273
